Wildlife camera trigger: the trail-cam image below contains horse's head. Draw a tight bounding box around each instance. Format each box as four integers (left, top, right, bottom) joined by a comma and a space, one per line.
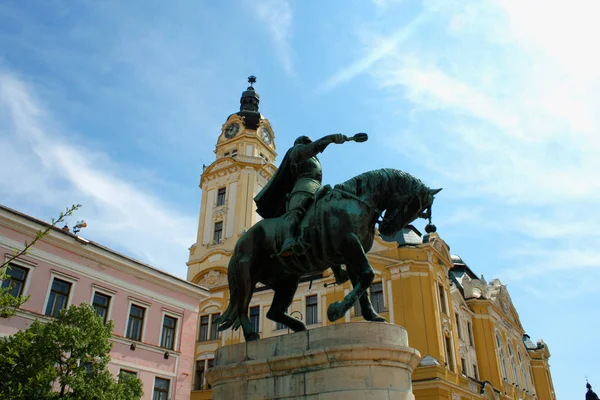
378, 187, 442, 237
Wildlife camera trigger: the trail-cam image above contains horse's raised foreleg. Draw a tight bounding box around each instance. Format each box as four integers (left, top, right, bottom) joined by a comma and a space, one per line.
327, 232, 377, 322
347, 262, 386, 323
266, 275, 307, 332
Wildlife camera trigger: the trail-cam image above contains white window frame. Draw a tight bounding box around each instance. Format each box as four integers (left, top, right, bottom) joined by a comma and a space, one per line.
194, 354, 215, 391
444, 333, 456, 372
496, 331, 509, 381
467, 320, 475, 347
1, 258, 35, 299
304, 294, 320, 325
248, 304, 262, 333
454, 311, 463, 339
125, 299, 150, 342
197, 308, 221, 342
437, 282, 449, 315
118, 368, 139, 382
89, 286, 115, 324
160, 310, 181, 351
152, 375, 172, 400
43, 271, 78, 317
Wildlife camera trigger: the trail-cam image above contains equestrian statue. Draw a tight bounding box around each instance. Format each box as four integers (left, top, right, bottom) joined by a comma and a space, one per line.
215, 132, 441, 341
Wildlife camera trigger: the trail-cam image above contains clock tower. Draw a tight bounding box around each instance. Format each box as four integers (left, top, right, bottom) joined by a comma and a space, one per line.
187, 77, 277, 287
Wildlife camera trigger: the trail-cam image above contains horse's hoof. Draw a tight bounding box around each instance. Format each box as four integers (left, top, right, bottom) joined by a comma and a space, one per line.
245, 332, 260, 341
290, 323, 307, 332
363, 313, 387, 323
327, 301, 344, 322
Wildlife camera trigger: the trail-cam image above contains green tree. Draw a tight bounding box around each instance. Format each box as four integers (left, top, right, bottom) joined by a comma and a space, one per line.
0, 304, 143, 399
0, 204, 80, 318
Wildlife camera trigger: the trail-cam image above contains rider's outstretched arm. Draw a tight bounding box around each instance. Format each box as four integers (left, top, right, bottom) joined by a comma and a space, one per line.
293, 134, 347, 162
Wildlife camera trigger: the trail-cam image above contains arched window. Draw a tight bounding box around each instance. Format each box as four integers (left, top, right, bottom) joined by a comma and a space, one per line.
518, 350, 528, 391
508, 342, 519, 384
496, 332, 509, 380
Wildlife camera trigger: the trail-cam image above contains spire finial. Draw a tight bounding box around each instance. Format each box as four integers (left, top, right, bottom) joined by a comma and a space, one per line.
248, 75, 257, 87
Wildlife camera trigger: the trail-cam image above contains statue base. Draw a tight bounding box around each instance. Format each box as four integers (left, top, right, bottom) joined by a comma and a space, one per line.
206, 322, 421, 399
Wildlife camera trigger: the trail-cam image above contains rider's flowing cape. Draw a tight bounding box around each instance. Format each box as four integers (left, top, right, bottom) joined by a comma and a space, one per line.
254, 146, 295, 219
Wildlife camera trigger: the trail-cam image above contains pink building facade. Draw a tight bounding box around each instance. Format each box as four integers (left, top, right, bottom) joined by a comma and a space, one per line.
0, 205, 208, 400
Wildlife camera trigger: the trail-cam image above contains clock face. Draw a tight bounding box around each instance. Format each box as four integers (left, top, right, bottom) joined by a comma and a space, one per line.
224, 123, 240, 139
260, 127, 272, 144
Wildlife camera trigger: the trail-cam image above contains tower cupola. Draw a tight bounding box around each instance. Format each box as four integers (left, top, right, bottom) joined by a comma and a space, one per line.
238, 75, 261, 129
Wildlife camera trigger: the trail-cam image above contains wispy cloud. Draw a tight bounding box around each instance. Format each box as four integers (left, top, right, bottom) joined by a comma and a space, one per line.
0, 70, 197, 277
319, 13, 427, 93
331, 0, 600, 290
251, 0, 295, 76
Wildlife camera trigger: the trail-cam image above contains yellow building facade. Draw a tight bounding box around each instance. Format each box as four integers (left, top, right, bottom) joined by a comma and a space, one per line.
187, 81, 556, 400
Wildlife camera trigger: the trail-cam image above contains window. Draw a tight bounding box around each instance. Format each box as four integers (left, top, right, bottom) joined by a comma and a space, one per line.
496, 333, 509, 380
210, 313, 220, 340
249, 306, 260, 332
92, 292, 111, 323
199, 315, 209, 341
224, 151, 230, 157
126, 304, 146, 341
206, 359, 214, 389
153, 377, 170, 400
370, 282, 384, 313
194, 359, 215, 391
213, 222, 223, 243
473, 364, 479, 380
438, 283, 448, 314
461, 357, 466, 375
276, 321, 287, 330
45, 278, 72, 317
161, 315, 178, 350
355, 282, 385, 316
119, 369, 137, 383
444, 336, 454, 371
195, 361, 206, 390
81, 361, 93, 375
467, 321, 474, 346
1, 264, 29, 297
217, 187, 226, 206
508, 343, 519, 384
231, 149, 237, 157
199, 313, 221, 342
455, 313, 462, 339
306, 295, 318, 325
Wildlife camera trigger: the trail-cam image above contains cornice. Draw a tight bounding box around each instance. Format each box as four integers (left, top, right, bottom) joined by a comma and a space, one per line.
0, 208, 206, 301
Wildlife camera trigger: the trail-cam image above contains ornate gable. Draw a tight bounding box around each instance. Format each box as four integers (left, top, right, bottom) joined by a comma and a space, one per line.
196, 269, 228, 289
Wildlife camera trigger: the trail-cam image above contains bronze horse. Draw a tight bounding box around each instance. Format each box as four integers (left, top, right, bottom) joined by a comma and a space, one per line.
215, 168, 441, 341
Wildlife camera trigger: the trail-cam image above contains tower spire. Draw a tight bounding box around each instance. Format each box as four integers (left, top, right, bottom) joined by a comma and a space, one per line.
238, 75, 261, 129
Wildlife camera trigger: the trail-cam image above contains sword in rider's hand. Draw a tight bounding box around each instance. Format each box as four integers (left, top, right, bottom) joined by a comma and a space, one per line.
344, 133, 368, 143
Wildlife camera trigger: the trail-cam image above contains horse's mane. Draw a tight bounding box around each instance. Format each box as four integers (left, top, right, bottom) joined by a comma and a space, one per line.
334, 168, 429, 198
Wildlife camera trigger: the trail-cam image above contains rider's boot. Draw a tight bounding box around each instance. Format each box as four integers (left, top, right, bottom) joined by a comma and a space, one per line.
279, 210, 309, 257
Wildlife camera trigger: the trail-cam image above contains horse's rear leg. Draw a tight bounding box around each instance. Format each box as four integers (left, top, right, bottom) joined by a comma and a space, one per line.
266, 276, 307, 332
240, 314, 260, 342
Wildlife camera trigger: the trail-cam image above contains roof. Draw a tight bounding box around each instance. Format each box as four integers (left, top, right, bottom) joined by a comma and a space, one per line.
380, 225, 423, 247
0, 204, 207, 293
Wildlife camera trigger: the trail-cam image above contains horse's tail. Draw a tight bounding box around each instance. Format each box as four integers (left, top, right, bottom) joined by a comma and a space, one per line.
215, 240, 254, 332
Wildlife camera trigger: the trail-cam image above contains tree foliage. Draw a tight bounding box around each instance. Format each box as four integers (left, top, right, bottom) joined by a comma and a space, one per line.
0, 204, 80, 318
0, 304, 143, 399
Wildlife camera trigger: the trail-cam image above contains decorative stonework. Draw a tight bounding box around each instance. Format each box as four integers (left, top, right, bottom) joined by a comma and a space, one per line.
198, 270, 228, 289
213, 211, 225, 221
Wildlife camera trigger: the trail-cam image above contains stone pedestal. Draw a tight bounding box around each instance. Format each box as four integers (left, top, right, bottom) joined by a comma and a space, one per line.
206, 322, 421, 400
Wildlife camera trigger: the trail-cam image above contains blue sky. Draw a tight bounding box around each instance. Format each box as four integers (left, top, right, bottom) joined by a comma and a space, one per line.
1, 0, 598, 397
